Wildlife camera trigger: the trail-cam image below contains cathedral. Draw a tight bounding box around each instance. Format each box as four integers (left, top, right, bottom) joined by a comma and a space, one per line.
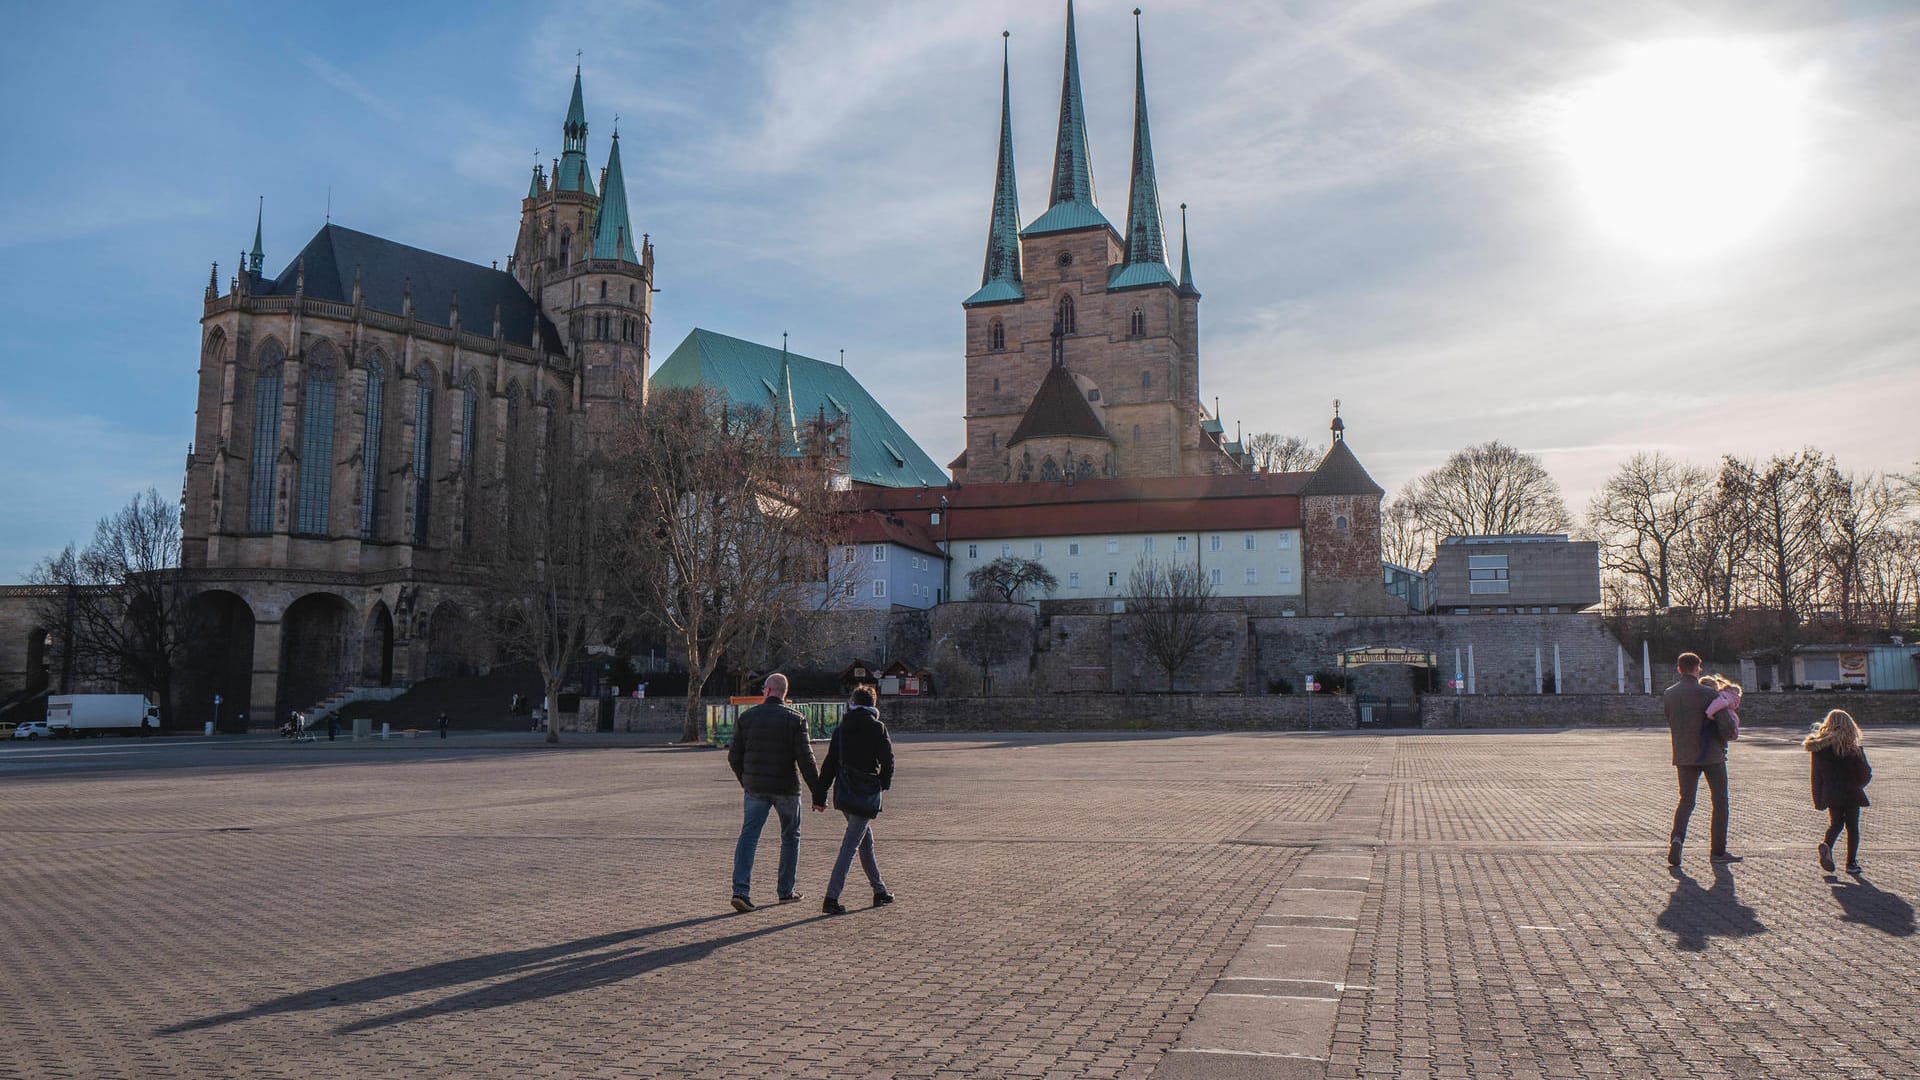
176, 68, 650, 724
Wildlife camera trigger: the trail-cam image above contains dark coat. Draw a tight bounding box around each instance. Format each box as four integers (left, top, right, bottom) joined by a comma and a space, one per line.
1663, 677, 1730, 766
728, 697, 820, 798
1810, 746, 1872, 810
815, 706, 894, 816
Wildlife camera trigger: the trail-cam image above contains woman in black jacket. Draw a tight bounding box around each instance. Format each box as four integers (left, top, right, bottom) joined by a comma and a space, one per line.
813, 687, 895, 915
1804, 709, 1873, 875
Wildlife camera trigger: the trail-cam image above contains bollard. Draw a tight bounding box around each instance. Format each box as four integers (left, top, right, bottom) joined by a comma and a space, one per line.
381, 721, 391, 740
204, 721, 215, 736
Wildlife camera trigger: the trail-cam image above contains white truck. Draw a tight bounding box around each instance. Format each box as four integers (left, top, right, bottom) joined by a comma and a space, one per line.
45, 694, 161, 737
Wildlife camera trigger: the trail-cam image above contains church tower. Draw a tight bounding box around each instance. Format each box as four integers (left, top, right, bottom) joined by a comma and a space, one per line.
957, 3, 1236, 484
509, 66, 654, 439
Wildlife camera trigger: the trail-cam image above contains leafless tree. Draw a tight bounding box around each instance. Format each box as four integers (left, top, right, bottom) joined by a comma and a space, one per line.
1742, 449, 1829, 639
1676, 457, 1758, 619
27, 489, 195, 727
952, 606, 1030, 695
1399, 441, 1573, 541
1127, 557, 1228, 692
472, 426, 608, 744
1585, 452, 1712, 610
1246, 432, 1325, 473
607, 384, 852, 743
1379, 495, 1432, 570
967, 556, 1059, 603
1859, 520, 1920, 630
1818, 468, 1907, 625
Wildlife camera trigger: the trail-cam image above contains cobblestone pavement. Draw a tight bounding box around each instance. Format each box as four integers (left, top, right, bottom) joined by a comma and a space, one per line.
0, 725, 1912, 1078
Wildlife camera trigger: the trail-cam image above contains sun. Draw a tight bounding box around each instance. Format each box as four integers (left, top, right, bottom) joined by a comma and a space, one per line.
1561, 39, 1808, 258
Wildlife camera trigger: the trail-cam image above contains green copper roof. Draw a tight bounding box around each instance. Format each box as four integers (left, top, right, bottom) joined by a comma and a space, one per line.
1107, 261, 1175, 291
966, 35, 1025, 309
590, 133, 638, 261
1121, 14, 1169, 274
651, 329, 949, 488
1177, 203, 1200, 298
555, 67, 595, 194
1026, 0, 1111, 238
248, 197, 264, 273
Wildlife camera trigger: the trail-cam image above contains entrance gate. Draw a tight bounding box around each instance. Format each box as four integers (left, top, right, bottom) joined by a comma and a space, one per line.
1339, 647, 1436, 728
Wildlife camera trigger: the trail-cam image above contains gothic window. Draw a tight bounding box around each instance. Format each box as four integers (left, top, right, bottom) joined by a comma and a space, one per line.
1142, 370, 1152, 389
599, 280, 607, 300
295, 342, 338, 534
412, 375, 434, 545
990, 431, 998, 450
460, 373, 480, 541
559, 229, 571, 266
1038, 456, 1061, 481
247, 340, 285, 532
360, 358, 385, 538
1057, 250, 1074, 267
1129, 309, 1144, 337
989, 319, 1005, 351
629, 284, 636, 303
1057, 293, 1076, 334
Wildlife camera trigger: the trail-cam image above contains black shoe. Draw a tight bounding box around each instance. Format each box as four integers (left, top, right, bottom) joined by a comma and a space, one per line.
872, 892, 895, 907
730, 895, 754, 914
1846, 863, 1863, 875
778, 893, 804, 904
822, 897, 846, 916
1667, 841, 1682, 868
1710, 852, 1743, 864
1818, 843, 1835, 873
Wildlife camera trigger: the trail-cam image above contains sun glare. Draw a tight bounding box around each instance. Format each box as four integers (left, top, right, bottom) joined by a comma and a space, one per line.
1562, 40, 1808, 258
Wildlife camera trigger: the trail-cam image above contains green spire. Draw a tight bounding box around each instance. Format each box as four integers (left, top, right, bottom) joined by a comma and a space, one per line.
1023, 0, 1111, 236
966, 33, 1024, 307
1178, 202, 1200, 298
248, 196, 264, 274
526, 161, 545, 200
591, 130, 638, 261
555, 66, 595, 194
1122, 10, 1168, 271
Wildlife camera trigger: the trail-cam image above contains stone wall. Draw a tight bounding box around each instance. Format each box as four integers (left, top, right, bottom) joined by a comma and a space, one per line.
877, 693, 1356, 732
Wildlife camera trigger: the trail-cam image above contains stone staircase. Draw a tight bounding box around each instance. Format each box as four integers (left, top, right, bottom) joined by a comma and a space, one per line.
300, 685, 408, 726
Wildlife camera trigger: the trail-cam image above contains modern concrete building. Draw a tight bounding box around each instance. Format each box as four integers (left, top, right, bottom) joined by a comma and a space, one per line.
1425, 535, 1602, 614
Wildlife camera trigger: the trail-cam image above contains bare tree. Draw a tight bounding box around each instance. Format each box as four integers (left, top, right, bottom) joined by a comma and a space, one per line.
1246, 433, 1324, 473
1400, 441, 1572, 540
1585, 452, 1712, 610
27, 489, 194, 727
967, 556, 1058, 603
1742, 449, 1829, 638
1677, 457, 1758, 619
473, 427, 607, 745
1818, 468, 1907, 625
952, 606, 1030, 695
1380, 495, 1432, 570
1860, 520, 1920, 631
1127, 557, 1227, 692
608, 384, 851, 743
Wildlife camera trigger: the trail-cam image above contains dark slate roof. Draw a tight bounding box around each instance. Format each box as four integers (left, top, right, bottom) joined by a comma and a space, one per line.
1008, 363, 1109, 446
259, 224, 564, 354
1301, 438, 1385, 496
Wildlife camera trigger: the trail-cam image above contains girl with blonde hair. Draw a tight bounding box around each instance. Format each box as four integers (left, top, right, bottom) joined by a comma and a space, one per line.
1803, 709, 1873, 874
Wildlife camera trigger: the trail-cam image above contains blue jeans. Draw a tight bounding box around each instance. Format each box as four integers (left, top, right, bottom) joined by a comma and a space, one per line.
826, 811, 887, 901
733, 792, 801, 899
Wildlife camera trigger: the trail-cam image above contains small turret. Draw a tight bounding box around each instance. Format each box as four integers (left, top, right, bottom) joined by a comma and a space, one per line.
248, 197, 264, 274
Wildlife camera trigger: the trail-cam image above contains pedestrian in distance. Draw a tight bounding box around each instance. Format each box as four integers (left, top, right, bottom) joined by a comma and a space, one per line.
813, 686, 895, 916
1665, 652, 1740, 867
327, 715, 337, 741
436, 711, 449, 739
727, 672, 822, 913
1804, 709, 1873, 875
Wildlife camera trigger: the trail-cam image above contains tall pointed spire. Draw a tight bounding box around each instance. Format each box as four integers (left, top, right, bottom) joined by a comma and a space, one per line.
1123, 9, 1167, 270
591, 129, 638, 261
555, 66, 596, 194
248, 197, 264, 274
1177, 202, 1200, 298
965, 32, 1025, 307
1023, 0, 1112, 237
780, 333, 799, 452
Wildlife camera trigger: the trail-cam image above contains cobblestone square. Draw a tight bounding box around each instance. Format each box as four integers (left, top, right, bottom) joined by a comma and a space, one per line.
0, 724, 1912, 1078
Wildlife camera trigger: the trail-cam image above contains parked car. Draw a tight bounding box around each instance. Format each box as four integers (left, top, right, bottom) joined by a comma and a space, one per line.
13, 721, 49, 740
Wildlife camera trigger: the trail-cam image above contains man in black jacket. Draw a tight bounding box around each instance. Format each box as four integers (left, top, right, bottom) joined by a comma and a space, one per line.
1665, 652, 1739, 867
727, 673, 821, 912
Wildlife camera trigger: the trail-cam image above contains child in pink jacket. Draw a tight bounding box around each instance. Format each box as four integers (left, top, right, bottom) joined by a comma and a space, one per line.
1703, 675, 1741, 741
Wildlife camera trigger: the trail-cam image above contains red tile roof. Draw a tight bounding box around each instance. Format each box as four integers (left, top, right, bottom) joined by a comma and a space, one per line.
842, 512, 945, 557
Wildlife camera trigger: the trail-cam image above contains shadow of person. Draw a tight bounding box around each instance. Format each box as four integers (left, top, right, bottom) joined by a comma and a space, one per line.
1656, 864, 1767, 952
1829, 876, 1916, 937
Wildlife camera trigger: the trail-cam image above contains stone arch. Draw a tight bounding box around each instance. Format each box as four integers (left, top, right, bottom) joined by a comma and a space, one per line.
280, 591, 357, 713
202, 327, 227, 366
361, 600, 395, 686
424, 601, 485, 679
183, 590, 255, 731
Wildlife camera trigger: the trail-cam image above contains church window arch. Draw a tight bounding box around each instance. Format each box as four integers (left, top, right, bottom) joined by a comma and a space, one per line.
1129, 309, 1145, 337
990, 431, 998, 450
1141, 370, 1152, 389
1057, 293, 1076, 335
411, 367, 436, 545
1038, 456, 1061, 482
247, 339, 286, 532
295, 341, 339, 534
360, 352, 386, 539
599, 280, 607, 300
558, 229, 572, 266
460, 372, 481, 541
989, 319, 1006, 351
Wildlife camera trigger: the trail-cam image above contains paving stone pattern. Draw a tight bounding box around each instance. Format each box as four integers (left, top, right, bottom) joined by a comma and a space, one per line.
0, 725, 1913, 1078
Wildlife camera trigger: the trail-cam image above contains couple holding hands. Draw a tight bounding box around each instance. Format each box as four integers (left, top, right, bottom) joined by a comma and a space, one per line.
728, 674, 896, 917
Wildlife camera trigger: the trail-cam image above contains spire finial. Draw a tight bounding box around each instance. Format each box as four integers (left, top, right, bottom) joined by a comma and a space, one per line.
1331, 399, 1345, 441
1177, 202, 1199, 297
248, 196, 264, 274
965, 28, 1026, 306
1122, 8, 1168, 273
1048, 0, 1097, 209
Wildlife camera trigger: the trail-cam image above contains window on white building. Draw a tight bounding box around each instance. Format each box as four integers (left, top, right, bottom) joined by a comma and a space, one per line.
1107, 571, 1118, 587
1143, 537, 1155, 554
1034, 541, 1044, 557
1209, 567, 1222, 586
873, 580, 887, 598
844, 583, 856, 597
1278, 568, 1294, 584
1278, 533, 1293, 549
1068, 571, 1080, 589
1244, 534, 1256, 551
1105, 538, 1118, 554
873, 544, 887, 562
968, 544, 979, 559
1069, 542, 1080, 556
843, 545, 855, 563
1245, 568, 1258, 584
1176, 536, 1188, 553
1209, 535, 1221, 552
1001, 542, 1011, 557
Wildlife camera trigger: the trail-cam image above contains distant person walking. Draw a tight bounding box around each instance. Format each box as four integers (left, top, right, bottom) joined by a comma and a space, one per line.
727, 673, 821, 913
1804, 709, 1873, 875
437, 711, 449, 739
1665, 652, 1740, 867
813, 687, 895, 916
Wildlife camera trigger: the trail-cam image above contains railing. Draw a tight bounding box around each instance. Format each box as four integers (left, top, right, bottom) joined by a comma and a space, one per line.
704, 701, 846, 747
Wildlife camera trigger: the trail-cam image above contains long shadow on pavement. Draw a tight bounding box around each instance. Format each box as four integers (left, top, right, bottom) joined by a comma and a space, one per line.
1828, 875, 1916, 936
156, 911, 800, 1036
1656, 864, 1767, 952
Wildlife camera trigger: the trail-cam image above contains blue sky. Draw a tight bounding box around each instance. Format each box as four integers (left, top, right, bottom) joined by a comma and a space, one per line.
2, 0, 1916, 576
